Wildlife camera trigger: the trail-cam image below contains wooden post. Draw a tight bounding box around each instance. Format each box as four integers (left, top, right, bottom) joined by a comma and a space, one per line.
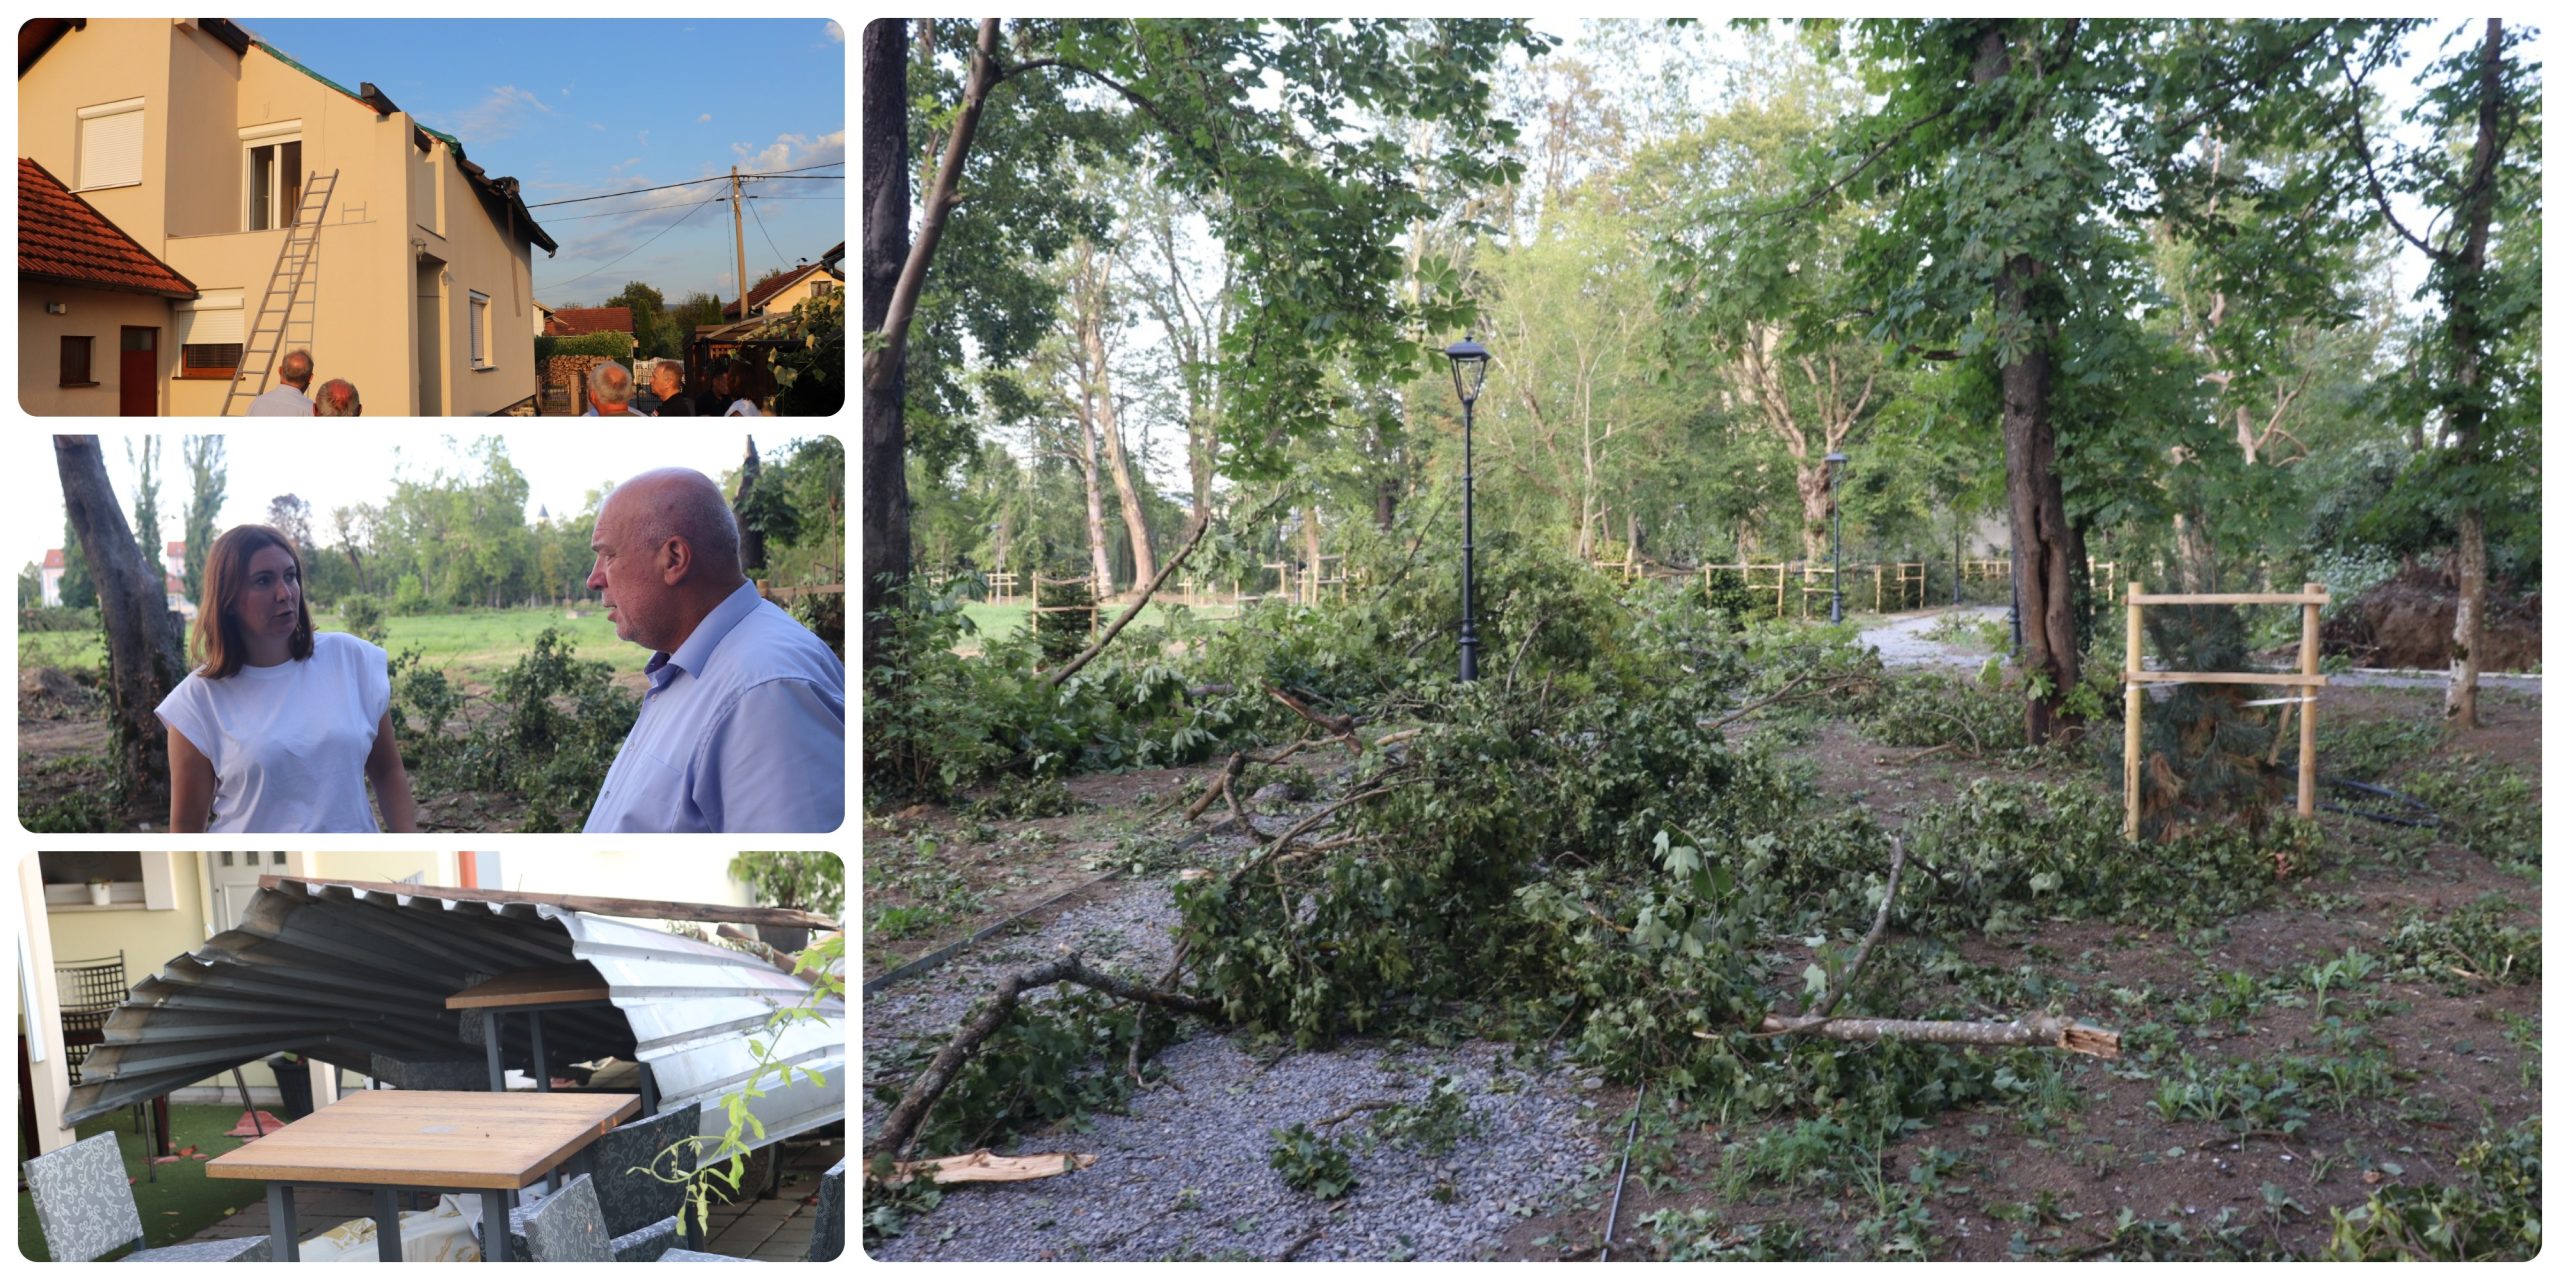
2123, 581, 2145, 840
2299, 582, 2322, 817
1776, 561, 1788, 618
1875, 564, 1884, 612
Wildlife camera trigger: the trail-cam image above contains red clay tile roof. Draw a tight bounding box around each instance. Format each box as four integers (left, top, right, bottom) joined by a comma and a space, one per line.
44, 549, 64, 570
548, 306, 633, 336
722, 263, 825, 320
19, 157, 198, 299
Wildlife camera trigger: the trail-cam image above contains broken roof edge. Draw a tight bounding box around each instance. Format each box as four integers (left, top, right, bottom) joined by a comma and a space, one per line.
257, 875, 840, 930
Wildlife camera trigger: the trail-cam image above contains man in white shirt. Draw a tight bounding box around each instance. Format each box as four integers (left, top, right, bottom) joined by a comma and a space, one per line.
246, 350, 316, 416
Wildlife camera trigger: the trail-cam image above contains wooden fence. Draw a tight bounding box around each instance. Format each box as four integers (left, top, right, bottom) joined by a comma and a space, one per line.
2122, 582, 2328, 840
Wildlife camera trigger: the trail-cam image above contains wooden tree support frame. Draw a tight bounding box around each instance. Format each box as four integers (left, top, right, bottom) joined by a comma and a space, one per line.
2121, 582, 2328, 840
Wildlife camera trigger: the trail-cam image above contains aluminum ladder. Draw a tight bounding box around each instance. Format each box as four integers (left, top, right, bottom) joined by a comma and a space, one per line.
222, 169, 339, 416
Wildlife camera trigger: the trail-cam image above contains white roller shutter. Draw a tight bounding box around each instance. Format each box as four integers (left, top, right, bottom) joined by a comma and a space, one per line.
469, 291, 489, 367
177, 291, 245, 346
77, 98, 145, 190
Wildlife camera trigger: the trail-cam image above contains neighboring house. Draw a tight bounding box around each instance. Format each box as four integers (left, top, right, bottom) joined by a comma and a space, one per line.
17, 18, 557, 416
38, 545, 195, 615
533, 297, 557, 332
720, 243, 844, 321
544, 305, 633, 339
15, 852, 795, 1156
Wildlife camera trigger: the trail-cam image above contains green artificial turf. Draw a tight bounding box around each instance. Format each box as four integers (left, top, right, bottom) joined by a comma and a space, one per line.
17, 1103, 271, 1261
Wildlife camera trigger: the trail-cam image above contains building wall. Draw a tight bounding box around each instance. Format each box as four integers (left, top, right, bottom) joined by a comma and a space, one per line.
17, 287, 175, 415
16, 19, 175, 248
756, 269, 835, 320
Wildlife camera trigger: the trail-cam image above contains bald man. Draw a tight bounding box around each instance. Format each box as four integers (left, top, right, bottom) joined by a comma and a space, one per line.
247, 350, 316, 415
581, 468, 845, 833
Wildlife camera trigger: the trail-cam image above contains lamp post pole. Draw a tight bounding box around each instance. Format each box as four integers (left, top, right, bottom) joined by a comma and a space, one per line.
1445, 335, 1490, 682
1825, 451, 1847, 625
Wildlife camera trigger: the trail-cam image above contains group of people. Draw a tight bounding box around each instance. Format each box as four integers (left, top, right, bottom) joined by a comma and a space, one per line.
244, 350, 360, 416
154, 468, 845, 835
239, 349, 764, 417
582, 359, 764, 417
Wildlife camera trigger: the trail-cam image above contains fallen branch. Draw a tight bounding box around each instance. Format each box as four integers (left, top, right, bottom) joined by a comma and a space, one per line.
1226, 783, 1400, 885
1710, 670, 1815, 731
869, 950, 1223, 1160
1045, 490, 1294, 687
883, 1149, 1096, 1186
1807, 833, 1907, 1023
1753, 1011, 2121, 1059
1313, 1099, 1397, 1127
1266, 683, 1362, 749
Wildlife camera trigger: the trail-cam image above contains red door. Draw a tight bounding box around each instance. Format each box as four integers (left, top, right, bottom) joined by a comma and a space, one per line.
119, 327, 157, 416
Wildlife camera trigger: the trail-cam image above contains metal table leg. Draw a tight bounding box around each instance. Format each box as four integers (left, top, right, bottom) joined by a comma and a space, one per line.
483, 1010, 504, 1092
639, 1063, 657, 1117
269, 1183, 301, 1262
481, 1191, 510, 1262
529, 1012, 555, 1194
374, 1187, 403, 1261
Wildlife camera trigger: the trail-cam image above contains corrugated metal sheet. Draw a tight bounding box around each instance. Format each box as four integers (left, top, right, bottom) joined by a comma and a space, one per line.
62, 881, 843, 1152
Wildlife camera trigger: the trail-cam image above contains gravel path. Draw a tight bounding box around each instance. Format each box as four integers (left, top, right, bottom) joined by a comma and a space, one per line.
1858, 606, 2010, 670
865, 805, 1610, 1262
867, 1035, 1605, 1262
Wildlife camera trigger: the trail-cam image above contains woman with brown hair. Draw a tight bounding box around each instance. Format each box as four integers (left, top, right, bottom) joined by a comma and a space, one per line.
155, 525, 418, 833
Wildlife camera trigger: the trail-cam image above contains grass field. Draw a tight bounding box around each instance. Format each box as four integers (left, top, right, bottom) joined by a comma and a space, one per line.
959, 599, 1241, 647
19, 609, 655, 684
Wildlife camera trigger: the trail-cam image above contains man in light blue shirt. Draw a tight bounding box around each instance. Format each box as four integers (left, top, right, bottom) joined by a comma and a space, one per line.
246, 349, 315, 415
581, 467, 844, 832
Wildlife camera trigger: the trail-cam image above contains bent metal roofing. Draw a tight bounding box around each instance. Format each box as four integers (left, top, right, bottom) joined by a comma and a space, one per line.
62, 879, 844, 1153
18, 158, 198, 299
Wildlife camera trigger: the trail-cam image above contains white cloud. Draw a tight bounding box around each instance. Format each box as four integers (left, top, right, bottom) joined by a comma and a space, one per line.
823, 20, 843, 43
590, 122, 607, 133
444, 84, 553, 142
696, 113, 712, 124
636, 129, 650, 145
729, 128, 845, 173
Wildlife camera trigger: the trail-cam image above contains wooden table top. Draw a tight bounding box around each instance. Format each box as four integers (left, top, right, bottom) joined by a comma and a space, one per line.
205, 1090, 639, 1190
444, 963, 613, 1009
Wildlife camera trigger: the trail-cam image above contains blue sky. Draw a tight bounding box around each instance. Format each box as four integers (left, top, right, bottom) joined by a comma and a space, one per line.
239, 18, 847, 308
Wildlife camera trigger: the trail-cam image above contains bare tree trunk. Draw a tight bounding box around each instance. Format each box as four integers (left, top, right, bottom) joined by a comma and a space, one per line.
1082, 266, 1156, 589
56, 436, 188, 811
1075, 395, 1115, 600
2447, 509, 2484, 727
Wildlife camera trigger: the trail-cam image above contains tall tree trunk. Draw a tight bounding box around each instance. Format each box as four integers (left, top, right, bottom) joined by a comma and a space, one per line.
2442, 18, 2505, 731
1979, 24, 2080, 745
1078, 250, 1156, 590
56, 436, 187, 811
1075, 399, 1115, 599
1301, 505, 1323, 604
860, 18, 914, 667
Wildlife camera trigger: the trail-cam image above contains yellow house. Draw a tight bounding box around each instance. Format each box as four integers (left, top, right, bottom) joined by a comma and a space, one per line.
14, 852, 769, 1156
16, 18, 556, 416
720, 242, 844, 323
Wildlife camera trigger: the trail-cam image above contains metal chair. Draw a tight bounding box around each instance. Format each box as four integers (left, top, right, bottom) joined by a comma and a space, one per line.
22, 1131, 271, 1262
521, 1174, 614, 1262
807, 1158, 843, 1262
482, 1102, 702, 1261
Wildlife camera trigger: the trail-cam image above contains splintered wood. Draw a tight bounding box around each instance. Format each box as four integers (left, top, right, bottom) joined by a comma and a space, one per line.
886, 1149, 1097, 1185
1754, 1011, 2121, 1059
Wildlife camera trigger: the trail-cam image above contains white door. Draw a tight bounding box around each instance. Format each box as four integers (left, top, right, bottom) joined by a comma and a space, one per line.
206, 851, 295, 931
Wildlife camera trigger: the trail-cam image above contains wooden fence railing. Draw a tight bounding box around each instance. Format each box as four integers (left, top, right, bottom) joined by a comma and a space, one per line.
2122, 583, 2328, 840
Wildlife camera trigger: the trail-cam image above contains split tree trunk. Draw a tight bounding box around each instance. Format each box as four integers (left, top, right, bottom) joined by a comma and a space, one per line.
2440, 19, 2507, 731
1075, 400, 1114, 599
2447, 510, 2485, 727
1076, 246, 1156, 590
56, 435, 189, 809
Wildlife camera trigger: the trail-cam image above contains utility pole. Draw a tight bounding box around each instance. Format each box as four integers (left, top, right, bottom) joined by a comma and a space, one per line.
731, 165, 749, 330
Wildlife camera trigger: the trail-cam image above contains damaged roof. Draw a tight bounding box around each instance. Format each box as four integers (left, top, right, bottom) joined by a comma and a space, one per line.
62, 880, 843, 1153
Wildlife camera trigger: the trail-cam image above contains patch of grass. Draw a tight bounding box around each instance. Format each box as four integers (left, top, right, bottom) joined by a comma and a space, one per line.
1638, 1207, 1816, 1261
1716, 1114, 1874, 1197
2378, 898, 2540, 987
2320, 718, 2446, 778
2397, 755, 2538, 874
2323, 1116, 2541, 1261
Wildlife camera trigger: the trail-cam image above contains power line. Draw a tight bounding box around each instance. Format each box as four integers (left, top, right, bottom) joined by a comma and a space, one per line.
745, 192, 790, 273
540, 196, 724, 224
541, 197, 721, 291
525, 161, 844, 210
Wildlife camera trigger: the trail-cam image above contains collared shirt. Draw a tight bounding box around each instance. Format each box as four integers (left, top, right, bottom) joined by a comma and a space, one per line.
247, 385, 314, 416
582, 580, 845, 833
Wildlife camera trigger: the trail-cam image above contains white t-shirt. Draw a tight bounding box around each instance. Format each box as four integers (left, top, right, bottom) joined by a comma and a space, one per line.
154, 631, 392, 833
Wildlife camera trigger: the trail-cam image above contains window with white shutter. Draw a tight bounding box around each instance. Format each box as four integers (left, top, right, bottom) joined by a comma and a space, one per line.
77, 98, 145, 191
176, 290, 245, 379
470, 292, 490, 368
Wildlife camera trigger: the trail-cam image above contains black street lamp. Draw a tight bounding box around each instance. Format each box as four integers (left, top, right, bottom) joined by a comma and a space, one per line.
1824, 450, 1847, 624
1445, 334, 1491, 681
